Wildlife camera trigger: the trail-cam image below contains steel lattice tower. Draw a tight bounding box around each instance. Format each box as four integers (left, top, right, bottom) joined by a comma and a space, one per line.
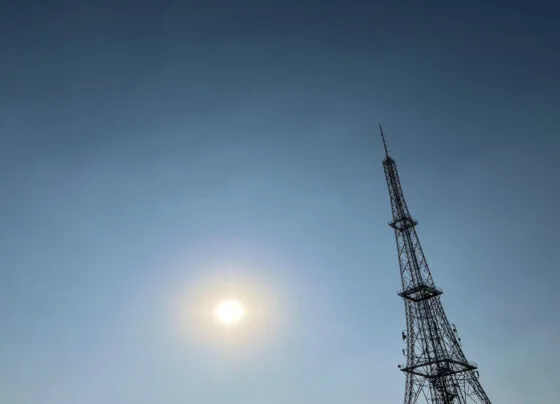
379, 126, 491, 404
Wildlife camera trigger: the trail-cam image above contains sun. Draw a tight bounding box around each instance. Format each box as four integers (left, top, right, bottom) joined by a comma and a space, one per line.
213, 298, 246, 327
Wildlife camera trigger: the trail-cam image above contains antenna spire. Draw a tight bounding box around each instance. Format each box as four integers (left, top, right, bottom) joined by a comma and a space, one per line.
379, 124, 389, 157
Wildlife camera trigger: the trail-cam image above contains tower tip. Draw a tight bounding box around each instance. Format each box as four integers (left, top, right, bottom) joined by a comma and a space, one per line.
379, 124, 389, 157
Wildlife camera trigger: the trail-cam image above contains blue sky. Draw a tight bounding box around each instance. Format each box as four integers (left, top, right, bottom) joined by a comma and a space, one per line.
0, 1, 559, 403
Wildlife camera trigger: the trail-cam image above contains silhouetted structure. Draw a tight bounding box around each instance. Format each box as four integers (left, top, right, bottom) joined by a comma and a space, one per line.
379, 126, 491, 404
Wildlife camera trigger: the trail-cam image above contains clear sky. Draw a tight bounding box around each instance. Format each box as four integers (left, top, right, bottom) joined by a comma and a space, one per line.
1, 1, 559, 403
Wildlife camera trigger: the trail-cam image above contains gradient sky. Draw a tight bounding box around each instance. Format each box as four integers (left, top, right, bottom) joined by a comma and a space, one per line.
1, 1, 559, 403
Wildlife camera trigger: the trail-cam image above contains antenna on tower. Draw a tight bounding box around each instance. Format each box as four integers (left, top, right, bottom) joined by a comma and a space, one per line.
379, 124, 389, 158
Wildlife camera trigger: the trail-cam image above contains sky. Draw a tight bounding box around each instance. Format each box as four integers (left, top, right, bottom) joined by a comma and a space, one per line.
0, 0, 559, 403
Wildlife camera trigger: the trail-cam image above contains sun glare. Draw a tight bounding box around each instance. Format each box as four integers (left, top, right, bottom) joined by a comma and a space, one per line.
213, 298, 246, 327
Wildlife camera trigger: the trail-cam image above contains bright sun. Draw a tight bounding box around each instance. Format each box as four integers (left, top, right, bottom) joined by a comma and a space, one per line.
213, 298, 246, 327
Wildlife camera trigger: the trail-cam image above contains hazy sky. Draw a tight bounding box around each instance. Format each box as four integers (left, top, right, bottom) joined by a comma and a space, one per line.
1, 1, 559, 403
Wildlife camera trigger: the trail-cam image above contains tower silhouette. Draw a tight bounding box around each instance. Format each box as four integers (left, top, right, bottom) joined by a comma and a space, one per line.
379, 126, 492, 404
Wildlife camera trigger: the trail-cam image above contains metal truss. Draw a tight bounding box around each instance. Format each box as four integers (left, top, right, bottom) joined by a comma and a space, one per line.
380, 126, 492, 404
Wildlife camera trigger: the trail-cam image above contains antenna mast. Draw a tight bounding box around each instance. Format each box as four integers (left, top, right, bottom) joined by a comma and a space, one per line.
378, 127, 492, 403
379, 124, 390, 158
